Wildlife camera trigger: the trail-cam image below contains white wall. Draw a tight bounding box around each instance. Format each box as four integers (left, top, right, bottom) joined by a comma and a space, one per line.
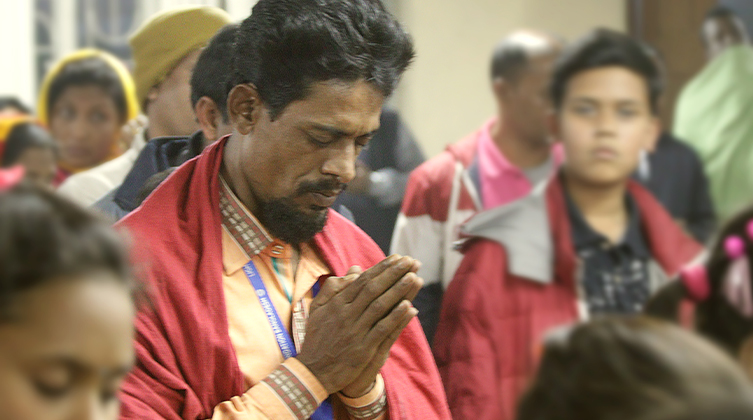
395, 0, 626, 157
141, 0, 257, 21
0, 0, 256, 110
1, 0, 622, 139
0, 1, 35, 107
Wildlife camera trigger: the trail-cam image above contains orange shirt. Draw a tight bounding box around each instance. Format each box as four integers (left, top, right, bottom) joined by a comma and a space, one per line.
210, 177, 387, 420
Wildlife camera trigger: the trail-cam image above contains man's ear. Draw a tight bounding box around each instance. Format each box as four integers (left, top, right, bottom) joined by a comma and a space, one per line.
227, 84, 264, 136
147, 85, 160, 102
492, 77, 510, 103
195, 97, 220, 142
143, 85, 161, 113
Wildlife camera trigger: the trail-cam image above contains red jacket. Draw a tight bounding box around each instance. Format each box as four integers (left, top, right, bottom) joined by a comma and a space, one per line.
433, 177, 702, 420
116, 137, 451, 420
391, 129, 480, 290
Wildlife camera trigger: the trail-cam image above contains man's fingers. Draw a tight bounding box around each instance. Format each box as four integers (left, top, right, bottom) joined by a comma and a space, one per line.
340, 255, 406, 303
364, 304, 417, 375
310, 274, 357, 312
409, 259, 422, 274
355, 272, 422, 330
365, 300, 417, 344
347, 265, 363, 275
404, 275, 424, 301
372, 305, 416, 363
348, 256, 416, 311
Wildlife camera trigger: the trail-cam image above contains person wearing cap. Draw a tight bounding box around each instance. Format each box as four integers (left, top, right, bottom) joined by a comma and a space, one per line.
37, 49, 139, 186
93, 23, 238, 222
56, 6, 231, 206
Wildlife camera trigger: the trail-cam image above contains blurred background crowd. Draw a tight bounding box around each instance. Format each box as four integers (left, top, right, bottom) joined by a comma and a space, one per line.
5, 0, 753, 419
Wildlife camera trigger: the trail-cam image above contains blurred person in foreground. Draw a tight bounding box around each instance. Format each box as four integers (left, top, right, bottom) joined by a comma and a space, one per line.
56, 6, 231, 207
434, 29, 702, 420
93, 24, 237, 222
115, 1, 450, 419
391, 30, 563, 343
647, 203, 753, 379
0, 115, 57, 189
335, 108, 424, 254
517, 316, 753, 420
0, 174, 137, 420
674, 6, 753, 222
635, 45, 715, 243
37, 49, 140, 186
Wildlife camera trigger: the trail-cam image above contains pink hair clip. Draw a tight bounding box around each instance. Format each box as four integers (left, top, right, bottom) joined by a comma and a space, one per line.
722, 232, 753, 318
725, 235, 746, 259
681, 264, 710, 302
0, 166, 24, 191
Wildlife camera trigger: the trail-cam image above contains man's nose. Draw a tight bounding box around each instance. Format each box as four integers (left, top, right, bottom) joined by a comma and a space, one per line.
321, 141, 357, 184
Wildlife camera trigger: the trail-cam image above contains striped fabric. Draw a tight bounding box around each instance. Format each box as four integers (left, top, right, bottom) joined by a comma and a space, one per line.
262, 364, 320, 419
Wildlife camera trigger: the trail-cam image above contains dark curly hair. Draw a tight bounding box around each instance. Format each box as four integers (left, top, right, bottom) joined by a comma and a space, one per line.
191, 24, 239, 124
231, 0, 415, 120
550, 28, 662, 115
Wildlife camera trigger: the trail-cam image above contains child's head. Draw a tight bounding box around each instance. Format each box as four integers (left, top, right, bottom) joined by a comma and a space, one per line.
549, 29, 661, 188
646, 205, 753, 371
0, 183, 135, 420
0, 96, 32, 115
0, 116, 57, 189
517, 316, 753, 420
38, 50, 139, 171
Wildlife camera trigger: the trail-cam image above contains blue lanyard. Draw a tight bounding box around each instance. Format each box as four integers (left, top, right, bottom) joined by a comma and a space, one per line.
243, 260, 332, 419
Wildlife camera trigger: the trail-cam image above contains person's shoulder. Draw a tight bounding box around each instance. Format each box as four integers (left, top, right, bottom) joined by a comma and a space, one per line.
116, 155, 198, 230
61, 149, 139, 188
665, 134, 707, 170
628, 180, 703, 259
409, 149, 459, 183
408, 132, 480, 188
461, 184, 548, 240
57, 153, 139, 206
660, 133, 700, 155
457, 182, 555, 282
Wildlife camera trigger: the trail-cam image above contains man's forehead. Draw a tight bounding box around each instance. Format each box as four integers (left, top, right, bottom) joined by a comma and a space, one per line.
286, 80, 384, 130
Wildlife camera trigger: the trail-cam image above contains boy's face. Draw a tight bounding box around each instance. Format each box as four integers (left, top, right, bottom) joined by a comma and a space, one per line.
552, 66, 659, 187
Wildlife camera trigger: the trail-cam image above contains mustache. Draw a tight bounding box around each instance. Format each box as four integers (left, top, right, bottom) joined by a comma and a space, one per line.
295, 178, 347, 196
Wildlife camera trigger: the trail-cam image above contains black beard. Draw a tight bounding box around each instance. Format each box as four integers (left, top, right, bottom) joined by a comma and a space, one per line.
258, 197, 328, 244
257, 178, 345, 244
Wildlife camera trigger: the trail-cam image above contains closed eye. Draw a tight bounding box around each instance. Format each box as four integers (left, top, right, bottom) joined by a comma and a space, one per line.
307, 134, 332, 147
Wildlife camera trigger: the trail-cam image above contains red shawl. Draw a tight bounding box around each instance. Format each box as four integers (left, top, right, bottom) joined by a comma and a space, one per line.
116, 137, 450, 420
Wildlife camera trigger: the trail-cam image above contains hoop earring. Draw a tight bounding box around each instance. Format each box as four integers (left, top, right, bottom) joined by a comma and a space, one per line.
638, 149, 650, 182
